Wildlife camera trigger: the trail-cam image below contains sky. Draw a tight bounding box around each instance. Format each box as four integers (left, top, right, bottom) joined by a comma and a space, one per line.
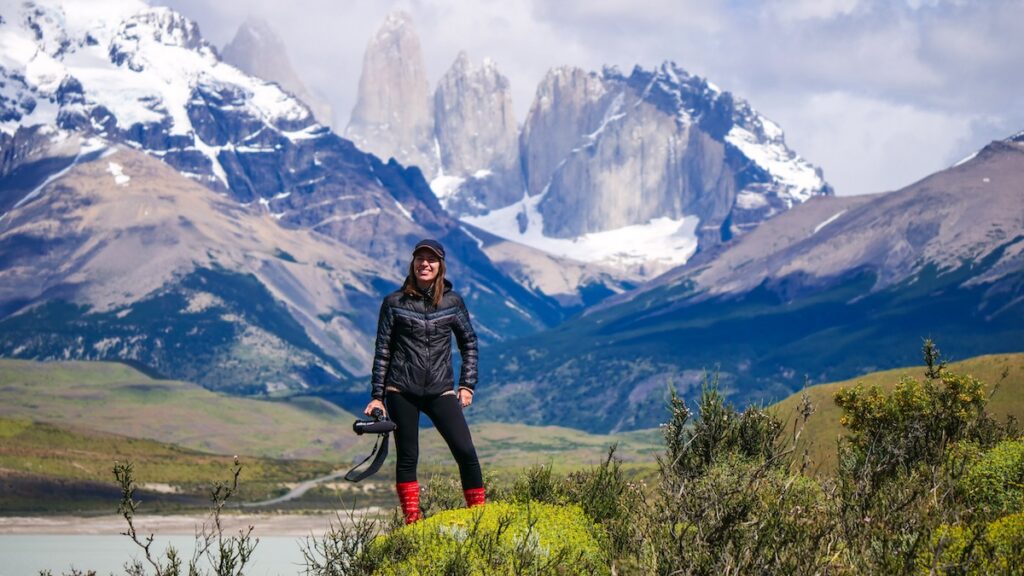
157, 0, 1024, 197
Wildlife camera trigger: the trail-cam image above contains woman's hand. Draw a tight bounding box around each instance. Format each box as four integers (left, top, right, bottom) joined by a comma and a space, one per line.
458, 389, 474, 408
364, 399, 386, 417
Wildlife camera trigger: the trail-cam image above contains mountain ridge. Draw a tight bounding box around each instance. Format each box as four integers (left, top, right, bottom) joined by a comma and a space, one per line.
472, 134, 1024, 432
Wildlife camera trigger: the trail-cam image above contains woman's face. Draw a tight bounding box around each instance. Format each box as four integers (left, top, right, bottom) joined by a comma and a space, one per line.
413, 249, 441, 285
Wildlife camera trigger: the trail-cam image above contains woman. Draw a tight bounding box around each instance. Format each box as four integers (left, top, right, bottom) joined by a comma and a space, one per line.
363, 239, 484, 524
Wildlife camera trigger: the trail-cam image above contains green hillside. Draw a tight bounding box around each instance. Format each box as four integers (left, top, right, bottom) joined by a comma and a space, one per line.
0, 416, 335, 512
0, 359, 660, 471
770, 353, 1024, 475
0, 359, 363, 461
476, 256, 1024, 433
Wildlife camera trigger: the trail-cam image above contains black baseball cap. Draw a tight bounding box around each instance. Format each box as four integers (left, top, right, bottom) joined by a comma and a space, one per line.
413, 239, 445, 260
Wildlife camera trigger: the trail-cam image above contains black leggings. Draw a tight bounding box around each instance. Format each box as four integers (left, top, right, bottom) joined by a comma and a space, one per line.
385, 390, 483, 489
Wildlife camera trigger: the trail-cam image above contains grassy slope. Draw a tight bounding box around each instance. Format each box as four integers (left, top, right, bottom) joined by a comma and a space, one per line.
0, 359, 363, 461
0, 416, 335, 512
770, 353, 1024, 476
0, 359, 660, 471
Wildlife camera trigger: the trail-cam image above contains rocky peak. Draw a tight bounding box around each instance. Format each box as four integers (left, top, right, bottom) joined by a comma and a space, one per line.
432, 51, 522, 215
110, 7, 211, 70
458, 60, 831, 279
345, 10, 437, 176
221, 17, 334, 126
519, 66, 611, 198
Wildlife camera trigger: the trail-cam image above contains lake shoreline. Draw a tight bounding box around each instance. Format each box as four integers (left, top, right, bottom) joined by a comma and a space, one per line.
0, 508, 383, 537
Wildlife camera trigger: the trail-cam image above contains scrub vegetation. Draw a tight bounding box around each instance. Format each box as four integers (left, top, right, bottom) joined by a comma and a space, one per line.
296, 340, 1024, 575
39, 341, 1024, 574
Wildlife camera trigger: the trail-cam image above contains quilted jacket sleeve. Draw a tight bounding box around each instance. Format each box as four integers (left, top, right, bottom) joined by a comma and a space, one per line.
370, 298, 394, 400
452, 294, 479, 392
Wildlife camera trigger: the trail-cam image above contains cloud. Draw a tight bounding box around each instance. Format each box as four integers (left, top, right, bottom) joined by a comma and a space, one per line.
763, 0, 863, 22
761, 91, 980, 195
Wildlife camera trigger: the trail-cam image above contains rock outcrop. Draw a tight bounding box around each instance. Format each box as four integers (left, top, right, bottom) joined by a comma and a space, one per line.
221, 17, 334, 127
345, 12, 437, 177
519, 63, 830, 242
433, 52, 523, 215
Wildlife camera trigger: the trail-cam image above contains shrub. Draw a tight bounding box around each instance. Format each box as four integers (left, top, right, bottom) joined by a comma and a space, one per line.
960, 439, 1024, 518
833, 340, 1020, 573
563, 446, 647, 565
987, 511, 1024, 573
508, 463, 567, 505
919, 512, 1024, 574
661, 379, 784, 482
419, 473, 465, 519
364, 501, 609, 576
640, 378, 838, 574
300, 502, 381, 576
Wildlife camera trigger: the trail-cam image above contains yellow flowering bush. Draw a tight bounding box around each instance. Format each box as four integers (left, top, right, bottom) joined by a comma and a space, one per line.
919, 512, 1024, 574
366, 501, 609, 576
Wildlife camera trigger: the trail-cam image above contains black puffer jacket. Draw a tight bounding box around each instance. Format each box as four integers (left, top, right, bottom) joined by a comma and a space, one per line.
370, 279, 479, 400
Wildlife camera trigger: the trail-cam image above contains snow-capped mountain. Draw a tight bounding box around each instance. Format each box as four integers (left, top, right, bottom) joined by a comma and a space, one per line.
476, 62, 831, 276
347, 14, 832, 288
0, 0, 313, 194
0, 0, 566, 398
221, 16, 334, 127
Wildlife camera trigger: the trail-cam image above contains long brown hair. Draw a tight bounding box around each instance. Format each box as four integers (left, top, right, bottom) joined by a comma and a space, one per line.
402, 257, 446, 307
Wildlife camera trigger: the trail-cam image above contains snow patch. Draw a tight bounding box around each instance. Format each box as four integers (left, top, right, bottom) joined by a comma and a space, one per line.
813, 210, 846, 235
430, 174, 466, 208
954, 150, 979, 167
106, 161, 130, 185
503, 299, 531, 319
460, 226, 484, 250
394, 200, 413, 221
725, 125, 824, 203
13, 137, 108, 209
462, 191, 700, 270
735, 191, 769, 210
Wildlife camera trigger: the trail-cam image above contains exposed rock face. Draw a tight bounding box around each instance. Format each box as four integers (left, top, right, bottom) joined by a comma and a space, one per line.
433, 52, 523, 215
520, 67, 611, 202
221, 17, 334, 127
519, 64, 830, 242
345, 12, 437, 177
456, 63, 831, 282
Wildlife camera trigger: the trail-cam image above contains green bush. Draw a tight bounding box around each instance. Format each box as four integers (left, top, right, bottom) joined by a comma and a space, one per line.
987, 511, 1024, 572
637, 380, 839, 575
508, 463, 567, 505
834, 369, 989, 482
365, 501, 609, 576
834, 340, 1021, 573
919, 512, 1024, 574
960, 439, 1024, 517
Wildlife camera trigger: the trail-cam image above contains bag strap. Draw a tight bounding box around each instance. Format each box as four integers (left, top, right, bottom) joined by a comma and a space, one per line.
344, 432, 390, 482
